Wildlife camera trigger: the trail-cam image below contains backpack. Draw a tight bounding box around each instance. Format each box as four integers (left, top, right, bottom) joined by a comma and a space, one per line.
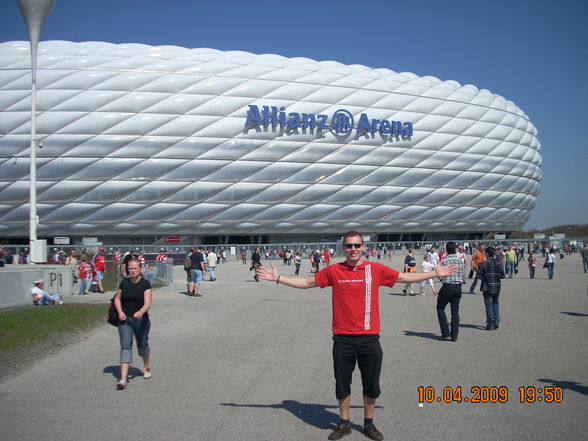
184, 256, 191, 271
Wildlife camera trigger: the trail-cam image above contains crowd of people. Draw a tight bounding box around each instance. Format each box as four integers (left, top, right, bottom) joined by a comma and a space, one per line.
184, 247, 229, 295
8, 236, 587, 435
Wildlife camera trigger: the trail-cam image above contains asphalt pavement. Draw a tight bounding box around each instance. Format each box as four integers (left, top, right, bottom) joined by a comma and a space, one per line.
1, 253, 587, 441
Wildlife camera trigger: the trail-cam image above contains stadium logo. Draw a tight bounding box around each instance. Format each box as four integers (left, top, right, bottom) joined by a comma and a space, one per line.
331, 109, 354, 135
245, 105, 413, 138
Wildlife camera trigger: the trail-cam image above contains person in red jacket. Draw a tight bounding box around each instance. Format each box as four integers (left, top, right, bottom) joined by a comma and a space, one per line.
257, 231, 456, 441
93, 248, 106, 293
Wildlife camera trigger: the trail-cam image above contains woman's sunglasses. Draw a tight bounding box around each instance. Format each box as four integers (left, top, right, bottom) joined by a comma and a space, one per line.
344, 243, 362, 249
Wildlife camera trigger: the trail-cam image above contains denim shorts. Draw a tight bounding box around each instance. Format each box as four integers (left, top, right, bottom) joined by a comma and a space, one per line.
95, 271, 104, 281
118, 316, 150, 364
190, 269, 203, 283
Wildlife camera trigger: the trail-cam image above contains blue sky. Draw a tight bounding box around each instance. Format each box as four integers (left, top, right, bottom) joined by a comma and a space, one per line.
1, 0, 586, 230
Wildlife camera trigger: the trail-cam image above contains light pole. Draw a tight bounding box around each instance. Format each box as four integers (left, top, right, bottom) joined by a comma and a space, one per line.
16, 0, 56, 263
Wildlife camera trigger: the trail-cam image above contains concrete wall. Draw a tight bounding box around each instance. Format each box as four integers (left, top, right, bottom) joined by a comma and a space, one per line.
0, 265, 74, 308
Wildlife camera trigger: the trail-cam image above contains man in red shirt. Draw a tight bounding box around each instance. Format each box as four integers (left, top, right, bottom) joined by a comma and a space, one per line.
93, 248, 106, 293
257, 231, 456, 441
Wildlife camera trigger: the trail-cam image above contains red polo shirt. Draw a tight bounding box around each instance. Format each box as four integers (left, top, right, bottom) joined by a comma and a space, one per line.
314, 261, 399, 335
93, 254, 105, 272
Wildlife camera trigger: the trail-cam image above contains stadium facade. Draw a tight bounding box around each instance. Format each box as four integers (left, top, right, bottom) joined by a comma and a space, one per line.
0, 41, 541, 245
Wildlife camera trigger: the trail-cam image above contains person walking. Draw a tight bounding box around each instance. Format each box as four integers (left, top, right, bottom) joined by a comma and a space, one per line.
428, 247, 439, 269
294, 251, 302, 276
256, 231, 456, 441
207, 248, 217, 281
476, 247, 505, 330
527, 251, 536, 279
402, 248, 417, 295
251, 247, 262, 282
468, 244, 486, 293
311, 250, 322, 273
544, 248, 556, 279
436, 242, 466, 342
581, 243, 588, 273
92, 248, 107, 293
504, 246, 517, 278
113, 259, 152, 390
419, 255, 438, 295
189, 247, 206, 296
323, 249, 331, 266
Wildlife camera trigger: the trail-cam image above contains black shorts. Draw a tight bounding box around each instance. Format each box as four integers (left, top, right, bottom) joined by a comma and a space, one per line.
332, 334, 383, 400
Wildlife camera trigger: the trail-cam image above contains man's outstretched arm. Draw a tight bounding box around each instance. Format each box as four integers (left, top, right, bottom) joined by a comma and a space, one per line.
397, 264, 458, 283
256, 263, 317, 289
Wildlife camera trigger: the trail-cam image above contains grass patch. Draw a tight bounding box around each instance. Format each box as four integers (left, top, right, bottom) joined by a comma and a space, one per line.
0, 304, 108, 352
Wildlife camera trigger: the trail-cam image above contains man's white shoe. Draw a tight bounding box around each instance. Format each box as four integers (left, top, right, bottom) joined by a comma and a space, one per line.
116, 378, 128, 390
143, 367, 152, 379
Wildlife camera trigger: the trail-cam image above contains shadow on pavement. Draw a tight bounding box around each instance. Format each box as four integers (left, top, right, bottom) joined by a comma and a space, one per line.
459, 323, 486, 330
560, 311, 588, 317
537, 378, 588, 396
403, 330, 439, 340
221, 400, 379, 431
103, 365, 143, 380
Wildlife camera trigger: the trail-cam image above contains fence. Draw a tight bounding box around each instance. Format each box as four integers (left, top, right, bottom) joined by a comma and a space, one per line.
103, 260, 174, 290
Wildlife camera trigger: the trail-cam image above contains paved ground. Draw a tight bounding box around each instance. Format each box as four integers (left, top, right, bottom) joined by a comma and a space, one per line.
1, 253, 587, 441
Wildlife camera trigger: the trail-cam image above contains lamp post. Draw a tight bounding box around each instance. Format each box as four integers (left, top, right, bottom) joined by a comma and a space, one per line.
16, 0, 56, 263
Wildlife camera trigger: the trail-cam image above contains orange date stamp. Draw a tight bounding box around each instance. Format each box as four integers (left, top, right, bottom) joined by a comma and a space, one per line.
417, 386, 564, 404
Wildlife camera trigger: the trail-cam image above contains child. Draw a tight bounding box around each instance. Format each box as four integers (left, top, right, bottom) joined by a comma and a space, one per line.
419, 255, 438, 295
77, 258, 91, 295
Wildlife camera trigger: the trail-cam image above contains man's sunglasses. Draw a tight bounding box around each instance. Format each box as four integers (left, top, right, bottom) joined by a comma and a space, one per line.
344, 243, 362, 249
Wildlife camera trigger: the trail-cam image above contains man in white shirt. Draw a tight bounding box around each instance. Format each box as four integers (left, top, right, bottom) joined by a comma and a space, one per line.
31, 279, 64, 306
207, 248, 218, 281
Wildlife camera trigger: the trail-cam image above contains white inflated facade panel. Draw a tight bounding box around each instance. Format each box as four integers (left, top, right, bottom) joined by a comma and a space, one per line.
0, 41, 541, 237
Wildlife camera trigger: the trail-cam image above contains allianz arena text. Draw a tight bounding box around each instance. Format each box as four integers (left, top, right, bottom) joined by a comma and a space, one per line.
0, 41, 541, 241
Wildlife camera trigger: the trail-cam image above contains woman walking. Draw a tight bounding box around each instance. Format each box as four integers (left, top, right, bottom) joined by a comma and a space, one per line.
113, 259, 153, 390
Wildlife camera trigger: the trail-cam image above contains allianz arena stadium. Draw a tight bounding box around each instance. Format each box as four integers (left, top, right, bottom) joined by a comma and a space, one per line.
0, 41, 541, 243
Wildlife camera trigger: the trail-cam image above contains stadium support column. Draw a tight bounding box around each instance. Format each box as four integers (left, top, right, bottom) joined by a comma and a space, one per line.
16, 0, 55, 263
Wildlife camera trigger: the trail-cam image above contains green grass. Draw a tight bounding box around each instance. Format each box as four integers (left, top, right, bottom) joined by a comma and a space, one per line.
0, 304, 108, 351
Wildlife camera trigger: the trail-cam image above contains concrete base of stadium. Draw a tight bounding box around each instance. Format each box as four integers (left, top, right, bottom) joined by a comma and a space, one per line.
1, 254, 587, 440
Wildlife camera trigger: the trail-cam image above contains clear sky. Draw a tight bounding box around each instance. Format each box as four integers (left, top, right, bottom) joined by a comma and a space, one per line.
1, 0, 586, 230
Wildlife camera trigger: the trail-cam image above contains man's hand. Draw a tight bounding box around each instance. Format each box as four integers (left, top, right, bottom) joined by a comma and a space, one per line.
256, 263, 278, 282
435, 264, 458, 278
